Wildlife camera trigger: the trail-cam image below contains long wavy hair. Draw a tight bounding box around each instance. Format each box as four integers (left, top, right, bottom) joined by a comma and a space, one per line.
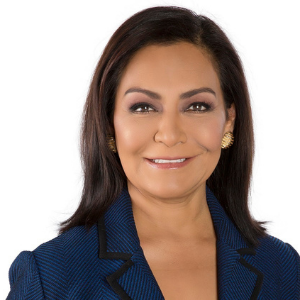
59, 6, 267, 247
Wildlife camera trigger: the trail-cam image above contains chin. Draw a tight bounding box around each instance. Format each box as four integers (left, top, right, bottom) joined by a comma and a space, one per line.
145, 184, 194, 200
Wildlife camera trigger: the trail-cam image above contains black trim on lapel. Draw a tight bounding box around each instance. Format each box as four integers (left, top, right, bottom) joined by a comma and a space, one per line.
98, 216, 132, 260
239, 256, 264, 300
237, 248, 256, 255
106, 260, 134, 300
235, 247, 263, 300
98, 216, 134, 300
217, 239, 264, 299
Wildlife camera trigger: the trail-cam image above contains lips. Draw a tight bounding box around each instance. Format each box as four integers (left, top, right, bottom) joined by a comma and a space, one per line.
145, 156, 194, 169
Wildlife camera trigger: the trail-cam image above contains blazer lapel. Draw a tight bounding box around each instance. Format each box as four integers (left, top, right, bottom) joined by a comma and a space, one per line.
97, 188, 164, 299
216, 237, 263, 299
206, 187, 264, 299
98, 186, 263, 300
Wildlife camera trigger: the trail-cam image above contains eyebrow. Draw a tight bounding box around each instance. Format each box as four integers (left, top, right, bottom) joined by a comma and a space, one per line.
124, 87, 216, 99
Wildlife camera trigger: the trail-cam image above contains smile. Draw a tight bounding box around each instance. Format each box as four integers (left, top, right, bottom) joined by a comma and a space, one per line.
145, 157, 195, 169
151, 158, 186, 163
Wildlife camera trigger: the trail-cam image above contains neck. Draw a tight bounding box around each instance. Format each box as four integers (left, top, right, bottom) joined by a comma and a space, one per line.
128, 182, 216, 242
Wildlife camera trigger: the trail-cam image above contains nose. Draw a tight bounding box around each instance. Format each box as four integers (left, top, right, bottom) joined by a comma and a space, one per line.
154, 111, 187, 147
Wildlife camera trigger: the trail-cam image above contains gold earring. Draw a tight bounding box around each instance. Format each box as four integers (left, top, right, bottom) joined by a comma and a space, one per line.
107, 135, 117, 153
221, 132, 234, 149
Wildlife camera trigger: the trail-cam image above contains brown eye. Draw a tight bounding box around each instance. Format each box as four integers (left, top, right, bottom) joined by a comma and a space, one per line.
130, 102, 156, 113
186, 102, 211, 112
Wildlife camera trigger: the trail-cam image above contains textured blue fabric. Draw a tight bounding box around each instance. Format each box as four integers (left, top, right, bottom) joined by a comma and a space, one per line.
7, 186, 300, 299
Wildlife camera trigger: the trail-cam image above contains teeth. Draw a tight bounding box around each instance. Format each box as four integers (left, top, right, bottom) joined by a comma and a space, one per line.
152, 158, 186, 163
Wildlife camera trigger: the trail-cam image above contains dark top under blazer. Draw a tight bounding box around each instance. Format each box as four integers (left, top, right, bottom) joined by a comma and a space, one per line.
7, 186, 300, 299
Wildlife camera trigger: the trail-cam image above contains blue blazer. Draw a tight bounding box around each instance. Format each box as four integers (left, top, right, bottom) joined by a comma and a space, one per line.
7, 187, 300, 299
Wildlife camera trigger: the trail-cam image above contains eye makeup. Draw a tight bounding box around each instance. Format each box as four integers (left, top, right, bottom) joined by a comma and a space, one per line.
128, 100, 214, 114
186, 101, 213, 113
129, 102, 157, 113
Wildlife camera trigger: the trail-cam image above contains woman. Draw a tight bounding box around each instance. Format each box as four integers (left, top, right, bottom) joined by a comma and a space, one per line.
7, 6, 300, 300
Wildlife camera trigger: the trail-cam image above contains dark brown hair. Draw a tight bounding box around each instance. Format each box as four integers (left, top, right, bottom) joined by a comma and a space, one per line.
59, 6, 267, 247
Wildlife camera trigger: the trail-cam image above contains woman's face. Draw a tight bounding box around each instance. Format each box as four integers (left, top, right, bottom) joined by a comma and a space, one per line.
113, 42, 235, 199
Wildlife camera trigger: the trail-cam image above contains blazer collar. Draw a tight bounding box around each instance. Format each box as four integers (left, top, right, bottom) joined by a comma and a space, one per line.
98, 186, 263, 300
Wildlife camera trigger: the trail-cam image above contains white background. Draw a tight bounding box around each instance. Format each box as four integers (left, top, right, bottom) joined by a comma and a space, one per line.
1, 0, 299, 296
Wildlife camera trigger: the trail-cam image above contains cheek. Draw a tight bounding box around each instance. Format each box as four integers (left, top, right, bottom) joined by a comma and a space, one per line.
113, 113, 151, 156
193, 115, 226, 151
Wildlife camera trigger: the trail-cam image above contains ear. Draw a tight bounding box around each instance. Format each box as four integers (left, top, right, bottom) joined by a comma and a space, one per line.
224, 103, 236, 133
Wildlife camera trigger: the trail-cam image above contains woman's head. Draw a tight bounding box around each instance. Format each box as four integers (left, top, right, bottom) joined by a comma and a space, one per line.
60, 6, 266, 246
114, 41, 235, 200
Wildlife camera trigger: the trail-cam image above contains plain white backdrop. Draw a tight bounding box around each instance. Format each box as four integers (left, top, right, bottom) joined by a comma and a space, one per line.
1, 0, 299, 296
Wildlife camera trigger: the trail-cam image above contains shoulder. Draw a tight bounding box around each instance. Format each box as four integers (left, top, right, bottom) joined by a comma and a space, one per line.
33, 224, 97, 261
256, 233, 300, 265
32, 224, 98, 282
8, 225, 99, 299
254, 234, 300, 297
8, 251, 45, 299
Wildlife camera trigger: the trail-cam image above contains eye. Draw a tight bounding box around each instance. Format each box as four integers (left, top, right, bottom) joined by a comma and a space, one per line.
186, 102, 212, 113
129, 102, 156, 114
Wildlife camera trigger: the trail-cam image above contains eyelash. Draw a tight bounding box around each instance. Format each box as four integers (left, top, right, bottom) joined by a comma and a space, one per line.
129, 102, 213, 114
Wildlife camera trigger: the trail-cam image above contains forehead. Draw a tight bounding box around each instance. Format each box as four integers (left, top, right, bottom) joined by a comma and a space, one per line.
116, 42, 222, 99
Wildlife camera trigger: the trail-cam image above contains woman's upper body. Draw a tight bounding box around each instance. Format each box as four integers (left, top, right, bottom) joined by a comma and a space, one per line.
7, 6, 300, 300
7, 187, 300, 299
